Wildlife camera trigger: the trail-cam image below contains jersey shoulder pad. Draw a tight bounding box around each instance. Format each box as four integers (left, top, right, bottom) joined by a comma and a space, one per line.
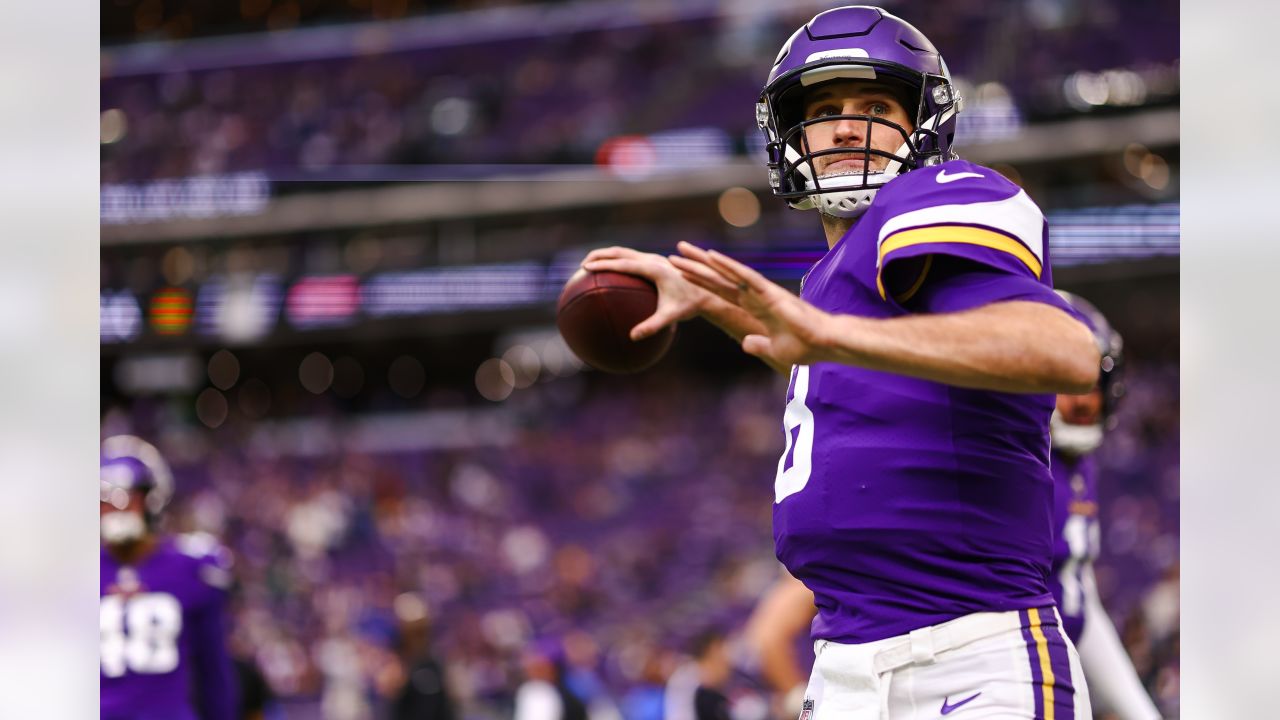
873, 161, 1047, 292
880, 160, 1019, 203
176, 532, 235, 590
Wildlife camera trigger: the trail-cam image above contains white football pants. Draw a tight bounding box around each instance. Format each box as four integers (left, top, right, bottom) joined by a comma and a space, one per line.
800, 606, 1091, 719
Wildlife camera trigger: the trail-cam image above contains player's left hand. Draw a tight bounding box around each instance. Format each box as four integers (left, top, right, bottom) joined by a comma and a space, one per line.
672, 242, 834, 367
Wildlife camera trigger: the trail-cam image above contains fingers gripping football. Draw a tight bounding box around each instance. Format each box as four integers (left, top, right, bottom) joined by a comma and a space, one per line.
582, 247, 709, 340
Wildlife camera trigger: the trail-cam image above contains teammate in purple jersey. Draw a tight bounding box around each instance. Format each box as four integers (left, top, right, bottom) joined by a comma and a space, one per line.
100, 435, 238, 720
1049, 293, 1162, 720
586, 6, 1100, 718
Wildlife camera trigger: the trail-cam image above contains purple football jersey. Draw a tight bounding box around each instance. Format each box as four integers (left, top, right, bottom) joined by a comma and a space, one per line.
1048, 449, 1100, 645
101, 534, 238, 720
773, 160, 1078, 644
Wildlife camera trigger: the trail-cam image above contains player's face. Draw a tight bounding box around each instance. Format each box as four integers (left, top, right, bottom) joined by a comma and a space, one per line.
100, 487, 148, 545
1055, 389, 1104, 425
100, 486, 144, 514
801, 81, 915, 177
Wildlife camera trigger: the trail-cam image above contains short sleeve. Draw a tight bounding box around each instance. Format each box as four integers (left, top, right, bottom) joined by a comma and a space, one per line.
177, 532, 235, 596
902, 256, 1079, 318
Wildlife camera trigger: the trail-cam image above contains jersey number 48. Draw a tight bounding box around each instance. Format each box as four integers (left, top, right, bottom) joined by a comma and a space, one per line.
101, 593, 183, 677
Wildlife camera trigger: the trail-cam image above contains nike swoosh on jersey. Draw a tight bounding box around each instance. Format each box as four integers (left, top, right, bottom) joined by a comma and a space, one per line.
940, 691, 982, 714
935, 169, 985, 183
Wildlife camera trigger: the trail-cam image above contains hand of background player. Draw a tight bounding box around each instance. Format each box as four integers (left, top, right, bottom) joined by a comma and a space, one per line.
582, 246, 712, 340
671, 242, 833, 367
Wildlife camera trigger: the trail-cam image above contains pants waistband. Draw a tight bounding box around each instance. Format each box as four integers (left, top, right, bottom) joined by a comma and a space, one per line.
817, 606, 1057, 676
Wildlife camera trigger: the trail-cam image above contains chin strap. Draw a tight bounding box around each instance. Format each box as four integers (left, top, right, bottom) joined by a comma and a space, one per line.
780, 113, 948, 219
783, 144, 890, 219
1050, 410, 1104, 456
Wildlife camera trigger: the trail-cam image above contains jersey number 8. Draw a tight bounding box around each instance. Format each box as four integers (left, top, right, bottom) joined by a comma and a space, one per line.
101, 593, 183, 677
775, 365, 815, 503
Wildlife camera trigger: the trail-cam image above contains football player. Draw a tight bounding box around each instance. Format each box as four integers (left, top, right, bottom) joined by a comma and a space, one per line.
743, 296, 1164, 720
1050, 292, 1162, 720
583, 5, 1099, 718
100, 435, 238, 720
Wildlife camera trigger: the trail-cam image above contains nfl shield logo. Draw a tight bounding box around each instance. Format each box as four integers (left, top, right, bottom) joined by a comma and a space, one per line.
798, 698, 814, 720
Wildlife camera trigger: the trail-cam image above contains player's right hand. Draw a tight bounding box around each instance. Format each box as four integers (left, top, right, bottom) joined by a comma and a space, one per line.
582, 246, 711, 340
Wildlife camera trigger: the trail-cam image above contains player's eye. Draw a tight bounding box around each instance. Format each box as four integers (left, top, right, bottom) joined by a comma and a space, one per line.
868, 102, 890, 116
806, 104, 839, 120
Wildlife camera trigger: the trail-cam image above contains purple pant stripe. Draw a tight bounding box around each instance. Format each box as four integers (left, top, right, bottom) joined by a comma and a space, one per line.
1018, 608, 1046, 719
1045, 611, 1076, 719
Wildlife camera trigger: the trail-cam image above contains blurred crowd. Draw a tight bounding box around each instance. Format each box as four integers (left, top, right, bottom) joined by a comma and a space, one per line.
101, 0, 1178, 184
102, 360, 1180, 719
1089, 362, 1181, 718
103, 0, 572, 44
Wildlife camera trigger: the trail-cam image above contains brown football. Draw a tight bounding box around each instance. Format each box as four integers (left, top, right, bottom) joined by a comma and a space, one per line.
556, 269, 676, 374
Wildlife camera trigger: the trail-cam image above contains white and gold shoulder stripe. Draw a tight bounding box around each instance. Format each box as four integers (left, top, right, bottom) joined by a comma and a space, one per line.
877, 190, 1046, 273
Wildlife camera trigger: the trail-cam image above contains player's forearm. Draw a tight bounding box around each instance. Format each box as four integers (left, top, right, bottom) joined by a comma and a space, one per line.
699, 297, 789, 374
756, 640, 807, 693
745, 575, 817, 691
814, 301, 1098, 393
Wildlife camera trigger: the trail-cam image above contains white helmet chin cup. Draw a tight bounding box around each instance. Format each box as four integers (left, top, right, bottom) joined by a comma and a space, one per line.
782, 142, 911, 219
102, 511, 147, 544
1050, 410, 1104, 457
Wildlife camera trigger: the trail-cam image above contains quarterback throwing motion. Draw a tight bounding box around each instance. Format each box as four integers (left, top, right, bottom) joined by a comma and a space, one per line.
586, 6, 1098, 718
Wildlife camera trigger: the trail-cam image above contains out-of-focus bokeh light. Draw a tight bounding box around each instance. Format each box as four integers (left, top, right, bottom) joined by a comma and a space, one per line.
201, 273, 283, 345
1063, 70, 1110, 109
161, 247, 195, 286
502, 345, 540, 389
100, 108, 128, 144
430, 96, 475, 136
537, 336, 584, 378
298, 352, 334, 394
475, 358, 515, 401
595, 135, 658, 180
1118, 143, 1171, 192
1139, 152, 1170, 190
195, 388, 229, 428
331, 356, 365, 399
149, 287, 194, 335
480, 609, 529, 651
207, 349, 240, 390
1060, 68, 1152, 112
501, 525, 549, 574
388, 355, 425, 399
1102, 69, 1148, 106
718, 186, 761, 228
1124, 143, 1150, 176
100, 291, 142, 343
236, 378, 271, 419
393, 592, 428, 624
